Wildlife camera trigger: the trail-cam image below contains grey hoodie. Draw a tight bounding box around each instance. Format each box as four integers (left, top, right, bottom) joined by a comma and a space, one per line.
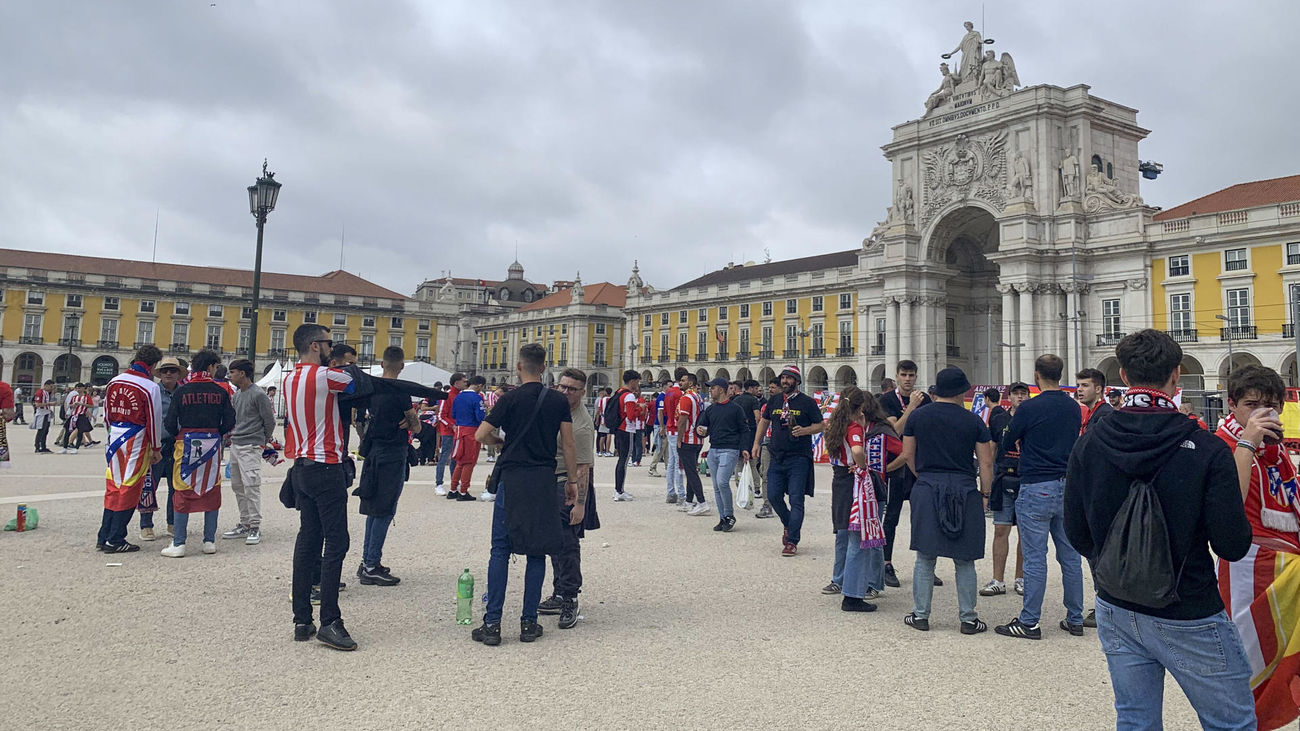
231, 383, 276, 446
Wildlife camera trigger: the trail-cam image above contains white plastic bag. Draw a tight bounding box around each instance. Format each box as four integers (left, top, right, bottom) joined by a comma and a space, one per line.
736, 461, 753, 510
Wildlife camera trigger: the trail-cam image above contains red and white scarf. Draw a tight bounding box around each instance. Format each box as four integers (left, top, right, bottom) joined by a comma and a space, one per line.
1220, 413, 1300, 534
848, 431, 887, 550
1119, 386, 1178, 412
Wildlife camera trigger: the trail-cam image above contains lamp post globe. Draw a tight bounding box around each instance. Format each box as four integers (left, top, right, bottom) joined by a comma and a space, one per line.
247, 160, 282, 372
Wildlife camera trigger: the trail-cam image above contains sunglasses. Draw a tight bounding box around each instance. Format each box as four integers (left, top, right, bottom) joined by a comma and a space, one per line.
313, 338, 334, 348
556, 384, 582, 393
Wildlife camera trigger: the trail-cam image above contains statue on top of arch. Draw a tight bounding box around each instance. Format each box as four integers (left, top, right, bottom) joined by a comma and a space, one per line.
927, 20, 1020, 116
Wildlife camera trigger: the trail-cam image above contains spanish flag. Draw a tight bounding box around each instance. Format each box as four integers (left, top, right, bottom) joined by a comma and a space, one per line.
1219, 541, 1300, 730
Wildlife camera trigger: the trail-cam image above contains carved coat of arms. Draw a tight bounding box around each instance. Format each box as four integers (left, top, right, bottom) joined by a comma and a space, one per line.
921, 130, 1008, 226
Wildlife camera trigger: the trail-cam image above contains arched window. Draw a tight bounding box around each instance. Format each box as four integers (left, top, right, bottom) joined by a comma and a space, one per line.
1106, 162, 1114, 179
1090, 154, 1104, 174
523, 290, 534, 302
498, 287, 510, 301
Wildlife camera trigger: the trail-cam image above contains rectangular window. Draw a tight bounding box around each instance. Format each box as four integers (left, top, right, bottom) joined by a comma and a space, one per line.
762, 301, 772, 317
535, 326, 542, 337
1102, 299, 1121, 337
172, 322, 188, 345
1227, 288, 1251, 326
206, 324, 222, 349
562, 324, 568, 335
739, 303, 750, 319
417, 337, 429, 358
65, 293, 83, 308
560, 342, 567, 363
26, 290, 43, 305
643, 314, 652, 327
546, 343, 554, 364
238, 326, 250, 351
101, 319, 118, 342
845, 320, 858, 351
811, 296, 823, 312
762, 326, 772, 353
718, 329, 728, 354
270, 329, 286, 351
839, 293, 852, 310
63, 315, 80, 340
273, 309, 287, 322
785, 324, 798, 352
418, 319, 430, 331
810, 323, 823, 351
945, 318, 956, 347
23, 313, 42, 339
360, 334, 374, 357
137, 320, 154, 344
208, 304, 224, 318
698, 330, 708, 357
875, 318, 885, 348
717, 306, 727, 321
1225, 248, 1248, 272
643, 334, 651, 358
139, 299, 155, 313
1168, 255, 1190, 277
389, 335, 403, 348
173, 301, 189, 316
594, 341, 606, 363
678, 331, 687, 358
1286, 242, 1300, 266
698, 308, 707, 322
660, 333, 669, 358
363, 316, 376, 328
786, 299, 797, 315
661, 312, 669, 326
595, 323, 606, 335
390, 316, 403, 329
1169, 294, 1191, 332
678, 310, 687, 324
303, 311, 317, 324
103, 296, 119, 311
333, 313, 347, 326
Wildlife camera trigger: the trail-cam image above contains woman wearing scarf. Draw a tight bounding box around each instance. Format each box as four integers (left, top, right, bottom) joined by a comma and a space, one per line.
161, 349, 236, 558
824, 387, 898, 613
1215, 365, 1300, 730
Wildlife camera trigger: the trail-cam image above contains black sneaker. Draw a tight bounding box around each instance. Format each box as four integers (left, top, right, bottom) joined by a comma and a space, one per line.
339, 581, 347, 591
355, 561, 366, 579
520, 619, 544, 642
712, 519, 727, 532
884, 564, 901, 588
456, 492, 476, 501
537, 595, 564, 615
558, 599, 579, 630
317, 619, 357, 651
994, 617, 1042, 640
359, 565, 400, 586
472, 622, 502, 646
293, 622, 317, 641
102, 541, 141, 553
903, 613, 929, 631
841, 596, 877, 613
961, 618, 988, 635
1083, 608, 1097, 628
445, 490, 459, 500
1059, 619, 1084, 636
721, 516, 736, 532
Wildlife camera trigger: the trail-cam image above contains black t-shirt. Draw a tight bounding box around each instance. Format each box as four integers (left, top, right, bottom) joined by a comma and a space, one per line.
760, 391, 823, 458
484, 381, 571, 470
878, 389, 932, 421
903, 401, 990, 477
365, 390, 415, 456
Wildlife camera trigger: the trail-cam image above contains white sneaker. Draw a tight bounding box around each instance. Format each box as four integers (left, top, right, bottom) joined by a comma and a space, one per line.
1015, 577, 1025, 596
479, 490, 496, 502
161, 543, 186, 558
202, 541, 217, 554
688, 502, 712, 516
57, 448, 67, 454
434, 484, 448, 496
621, 492, 635, 501
678, 501, 693, 513
67, 448, 78, 454
244, 529, 261, 545
486, 456, 496, 463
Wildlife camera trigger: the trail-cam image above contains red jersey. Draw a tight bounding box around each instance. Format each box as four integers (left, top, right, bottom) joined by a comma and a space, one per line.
0, 381, 13, 411
830, 422, 865, 467
663, 385, 683, 434
282, 363, 355, 464
437, 386, 460, 436
677, 390, 703, 445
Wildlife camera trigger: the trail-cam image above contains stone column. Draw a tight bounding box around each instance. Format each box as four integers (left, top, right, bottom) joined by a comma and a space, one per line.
857, 303, 872, 387
886, 297, 901, 370
898, 296, 913, 366
919, 296, 944, 383
1017, 283, 1037, 378
998, 284, 1017, 383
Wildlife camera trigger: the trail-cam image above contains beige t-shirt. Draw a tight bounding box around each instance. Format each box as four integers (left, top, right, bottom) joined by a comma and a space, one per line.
556, 403, 595, 479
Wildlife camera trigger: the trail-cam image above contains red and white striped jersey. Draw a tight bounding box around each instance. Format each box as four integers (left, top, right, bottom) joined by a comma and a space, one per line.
829, 422, 865, 467
67, 391, 89, 418
677, 390, 704, 445
282, 363, 355, 464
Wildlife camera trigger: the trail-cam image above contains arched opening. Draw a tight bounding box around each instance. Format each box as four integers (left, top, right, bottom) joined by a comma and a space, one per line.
736, 367, 751, 383
657, 369, 671, 383
834, 365, 858, 390
1217, 352, 1262, 388
806, 366, 829, 390
694, 368, 710, 385
1280, 352, 1298, 387
12, 352, 42, 387
758, 366, 776, 385
1178, 354, 1205, 391
90, 356, 119, 386
53, 353, 82, 384
870, 364, 886, 391
714, 367, 731, 382
926, 205, 1001, 382
640, 370, 654, 384
1097, 357, 1121, 390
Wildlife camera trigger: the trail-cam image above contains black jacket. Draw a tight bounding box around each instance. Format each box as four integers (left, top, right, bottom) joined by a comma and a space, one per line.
1064, 408, 1251, 620
165, 379, 236, 436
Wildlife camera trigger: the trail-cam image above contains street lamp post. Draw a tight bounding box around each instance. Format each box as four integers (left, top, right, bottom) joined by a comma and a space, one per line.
246, 160, 282, 372
1216, 314, 1233, 379
997, 341, 1024, 383
65, 314, 79, 383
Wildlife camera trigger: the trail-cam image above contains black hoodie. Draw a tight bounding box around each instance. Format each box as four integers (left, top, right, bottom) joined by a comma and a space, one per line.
1064, 407, 1251, 620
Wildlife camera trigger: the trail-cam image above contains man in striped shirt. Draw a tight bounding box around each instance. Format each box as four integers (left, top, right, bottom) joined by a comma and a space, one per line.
675, 372, 706, 512
283, 324, 358, 651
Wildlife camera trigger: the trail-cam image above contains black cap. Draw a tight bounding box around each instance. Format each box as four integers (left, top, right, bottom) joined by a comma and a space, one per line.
933, 367, 972, 398
704, 377, 729, 389
1009, 381, 1031, 394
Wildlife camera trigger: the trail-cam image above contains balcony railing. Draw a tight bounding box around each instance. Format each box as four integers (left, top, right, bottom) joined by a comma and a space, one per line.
133, 341, 152, 348
57, 338, 81, 348
1166, 329, 1199, 343
870, 345, 885, 356
169, 343, 188, 353
716, 351, 728, 361
97, 339, 119, 349
19, 336, 41, 345
836, 346, 854, 357
695, 354, 708, 362
267, 348, 288, 358
1096, 332, 1126, 347
657, 355, 669, 363
556, 360, 567, 366
782, 348, 799, 358
1284, 323, 1295, 338
808, 348, 825, 358
1220, 325, 1257, 341
758, 350, 774, 360
414, 355, 430, 363
592, 359, 607, 367
735, 352, 750, 361
946, 344, 961, 357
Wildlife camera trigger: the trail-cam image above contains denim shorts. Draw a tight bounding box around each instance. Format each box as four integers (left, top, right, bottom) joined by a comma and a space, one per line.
992, 489, 1017, 526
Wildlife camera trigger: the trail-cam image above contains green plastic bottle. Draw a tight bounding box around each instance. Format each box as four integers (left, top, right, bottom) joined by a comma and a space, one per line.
456, 569, 474, 625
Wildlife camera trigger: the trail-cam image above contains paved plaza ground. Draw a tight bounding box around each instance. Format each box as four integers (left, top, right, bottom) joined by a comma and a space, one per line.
1, 435, 1204, 730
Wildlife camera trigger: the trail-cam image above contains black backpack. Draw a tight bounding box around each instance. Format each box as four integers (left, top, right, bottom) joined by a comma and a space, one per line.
1093, 454, 1186, 608
603, 389, 627, 431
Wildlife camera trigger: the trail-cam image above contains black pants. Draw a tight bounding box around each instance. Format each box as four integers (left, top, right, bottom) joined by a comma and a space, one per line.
419, 434, 438, 464
551, 479, 583, 600
613, 431, 631, 494
883, 468, 915, 563
35, 419, 50, 452
291, 460, 350, 626
678, 443, 704, 503
97, 507, 133, 547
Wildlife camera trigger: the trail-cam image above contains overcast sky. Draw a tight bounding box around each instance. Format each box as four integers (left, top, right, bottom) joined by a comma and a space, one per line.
2, 1, 1295, 296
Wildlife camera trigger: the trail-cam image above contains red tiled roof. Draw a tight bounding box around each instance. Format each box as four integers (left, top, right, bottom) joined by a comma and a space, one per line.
672, 249, 859, 290
519, 282, 626, 312
0, 248, 409, 299
1153, 174, 1300, 221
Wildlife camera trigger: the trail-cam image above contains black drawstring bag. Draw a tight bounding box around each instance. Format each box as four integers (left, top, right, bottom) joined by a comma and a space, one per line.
1093, 454, 1186, 608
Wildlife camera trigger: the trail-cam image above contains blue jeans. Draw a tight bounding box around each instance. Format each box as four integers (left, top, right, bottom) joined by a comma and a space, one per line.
766, 456, 810, 544
913, 552, 978, 622
1015, 477, 1084, 626
835, 529, 884, 598
665, 440, 683, 498
173, 509, 218, 545
361, 484, 404, 567
1094, 598, 1255, 730
707, 448, 739, 518
436, 433, 456, 485
484, 480, 547, 625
